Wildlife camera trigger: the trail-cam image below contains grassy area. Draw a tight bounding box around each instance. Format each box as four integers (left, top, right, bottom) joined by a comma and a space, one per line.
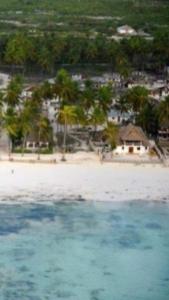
0, 0, 168, 35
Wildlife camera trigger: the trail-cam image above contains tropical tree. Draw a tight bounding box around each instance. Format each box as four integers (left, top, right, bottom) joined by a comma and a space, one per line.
103, 122, 119, 150
158, 96, 169, 128
53, 69, 78, 105
36, 115, 52, 160
85, 40, 98, 63
97, 84, 113, 115
41, 81, 53, 101
5, 33, 33, 72
31, 86, 43, 108
136, 102, 158, 136
81, 79, 95, 114
19, 100, 34, 155
115, 54, 132, 81
40, 81, 53, 111
37, 46, 54, 73
0, 91, 4, 127
153, 32, 169, 73
51, 35, 66, 64
74, 106, 87, 127
57, 105, 77, 160
116, 94, 130, 115
106, 40, 120, 66
89, 105, 106, 136
122, 86, 149, 113
121, 37, 150, 71
3, 107, 19, 156
5, 75, 23, 107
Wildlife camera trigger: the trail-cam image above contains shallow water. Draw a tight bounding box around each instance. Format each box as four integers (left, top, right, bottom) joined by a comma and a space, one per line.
0, 200, 169, 300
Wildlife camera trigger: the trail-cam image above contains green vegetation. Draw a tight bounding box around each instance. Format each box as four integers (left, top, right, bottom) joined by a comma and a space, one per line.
0, 0, 168, 35
0, 32, 169, 75
1, 70, 169, 155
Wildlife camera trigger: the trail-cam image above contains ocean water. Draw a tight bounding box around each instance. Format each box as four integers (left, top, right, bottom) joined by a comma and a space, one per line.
0, 200, 169, 300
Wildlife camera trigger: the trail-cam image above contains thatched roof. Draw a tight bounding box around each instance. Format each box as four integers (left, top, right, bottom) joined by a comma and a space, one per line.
118, 124, 149, 146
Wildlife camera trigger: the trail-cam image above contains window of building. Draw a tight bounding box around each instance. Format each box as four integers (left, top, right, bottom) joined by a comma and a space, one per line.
137, 147, 140, 151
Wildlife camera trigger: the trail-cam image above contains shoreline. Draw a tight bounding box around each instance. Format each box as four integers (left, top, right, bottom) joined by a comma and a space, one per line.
0, 160, 168, 204
0, 151, 165, 166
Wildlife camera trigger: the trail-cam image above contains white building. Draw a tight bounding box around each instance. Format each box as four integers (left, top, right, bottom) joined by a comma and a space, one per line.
113, 124, 150, 155
108, 109, 133, 125
117, 25, 136, 36
25, 132, 49, 151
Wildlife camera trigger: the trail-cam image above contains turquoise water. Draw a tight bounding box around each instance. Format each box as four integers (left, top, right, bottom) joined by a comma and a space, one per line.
0, 200, 169, 300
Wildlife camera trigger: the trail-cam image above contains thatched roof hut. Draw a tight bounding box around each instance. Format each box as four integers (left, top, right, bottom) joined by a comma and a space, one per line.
118, 123, 149, 147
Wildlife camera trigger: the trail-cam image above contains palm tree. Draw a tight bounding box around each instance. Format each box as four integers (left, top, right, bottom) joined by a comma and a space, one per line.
89, 105, 106, 137
3, 107, 18, 157
81, 80, 95, 114
31, 86, 43, 107
97, 85, 113, 115
41, 81, 53, 100
51, 35, 66, 63
37, 46, 54, 73
19, 100, 33, 156
123, 86, 149, 113
5, 33, 33, 73
57, 105, 77, 160
74, 106, 87, 127
4, 75, 23, 107
40, 81, 54, 112
158, 96, 169, 128
103, 122, 119, 150
80, 80, 96, 119
53, 69, 78, 105
115, 55, 132, 82
85, 40, 98, 62
0, 91, 4, 129
116, 94, 130, 115
36, 115, 51, 160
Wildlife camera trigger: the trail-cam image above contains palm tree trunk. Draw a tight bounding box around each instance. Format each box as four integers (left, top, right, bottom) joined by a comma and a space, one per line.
62, 118, 67, 161
21, 134, 27, 157
8, 136, 12, 160
37, 129, 41, 160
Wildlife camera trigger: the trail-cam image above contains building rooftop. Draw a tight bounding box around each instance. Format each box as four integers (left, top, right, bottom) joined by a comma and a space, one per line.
118, 123, 149, 146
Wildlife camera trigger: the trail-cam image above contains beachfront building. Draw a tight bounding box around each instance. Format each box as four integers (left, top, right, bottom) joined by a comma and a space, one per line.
113, 124, 150, 155
25, 133, 50, 152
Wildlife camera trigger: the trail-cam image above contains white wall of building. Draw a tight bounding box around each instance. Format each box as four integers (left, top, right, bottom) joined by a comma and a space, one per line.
113, 144, 149, 155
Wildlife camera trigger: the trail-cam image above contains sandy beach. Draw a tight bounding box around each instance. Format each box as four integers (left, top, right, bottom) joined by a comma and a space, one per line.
0, 154, 168, 202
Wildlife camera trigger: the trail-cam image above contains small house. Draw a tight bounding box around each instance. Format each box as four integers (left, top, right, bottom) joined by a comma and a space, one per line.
117, 25, 136, 36
114, 124, 150, 155
25, 132, 50, 151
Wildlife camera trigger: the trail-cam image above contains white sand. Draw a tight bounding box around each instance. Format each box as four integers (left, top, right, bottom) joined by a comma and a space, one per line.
0, 160, 168, 203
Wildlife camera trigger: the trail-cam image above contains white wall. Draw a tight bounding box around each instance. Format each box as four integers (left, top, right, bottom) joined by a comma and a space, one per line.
113, 144, 149, 155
